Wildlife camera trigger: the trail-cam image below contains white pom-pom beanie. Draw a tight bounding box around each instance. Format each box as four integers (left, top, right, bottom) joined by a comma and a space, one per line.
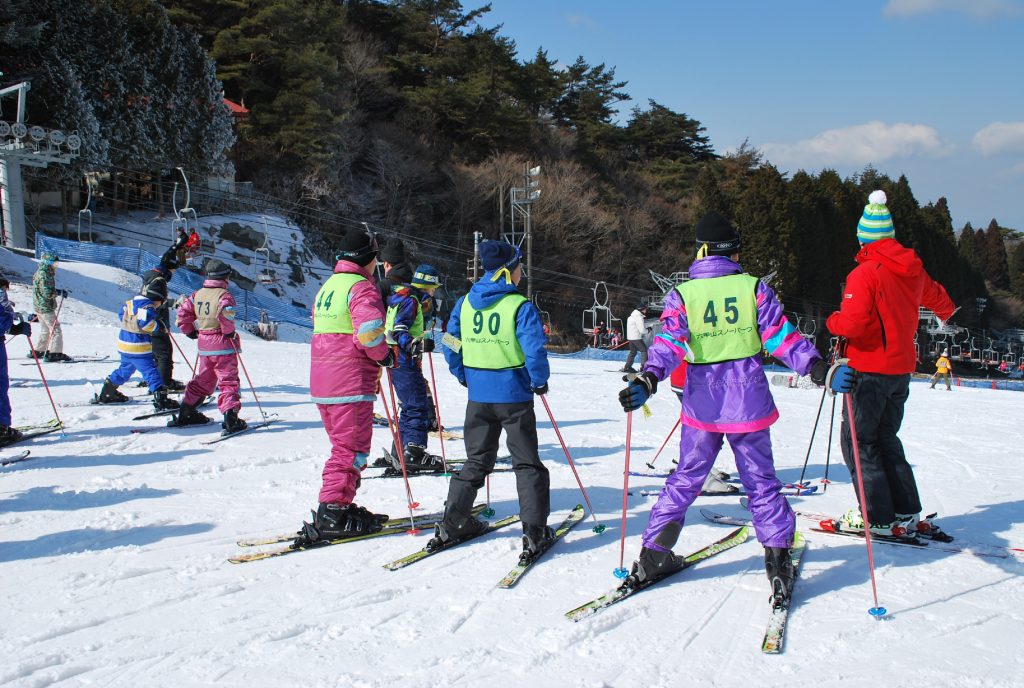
857, 190, 895, 243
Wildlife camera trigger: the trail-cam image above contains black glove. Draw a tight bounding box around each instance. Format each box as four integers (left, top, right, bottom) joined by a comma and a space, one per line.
809, 359, 830, 386
377, 347, 396, 368
57, 289, 70, 298
531, 382, 549, 395
9, 321, 30, 337
185, 330, 199, 340
618, 372, 658, 412
422, 338, 435, 353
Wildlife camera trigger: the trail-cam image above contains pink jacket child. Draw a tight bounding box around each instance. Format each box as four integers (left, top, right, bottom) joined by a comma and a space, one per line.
294, 227, 396, 547
170, 259, 247, 435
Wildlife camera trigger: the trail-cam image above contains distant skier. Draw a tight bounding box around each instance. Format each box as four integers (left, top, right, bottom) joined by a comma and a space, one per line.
172, 259, 245, 435
184, 229, 202, 262
30, 253, 71, 362
826, 190, 956, 537
617, 210, 840, 606
95, 279, 180, 411
621, 303, 649, 373
929, 350, 952, 390
141, 249, 184, 390
294, 226, 393, 544
378, 263, 444, 472
431, 240, 553, 562
0, 276, 32, 446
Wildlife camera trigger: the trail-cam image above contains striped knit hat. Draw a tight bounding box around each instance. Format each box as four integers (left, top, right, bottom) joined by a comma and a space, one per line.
857, 190, 895, 243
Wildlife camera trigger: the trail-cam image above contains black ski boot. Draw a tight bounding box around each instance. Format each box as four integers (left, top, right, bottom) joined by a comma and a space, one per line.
152, 388, 180, 411
295, 503, 388, 546
520, 523, 556, 565
168, 401, 212, 427
97, 379, 130, 404
404, 443, 445, 473
626, 522, 686, 588
221, 408, 247, 435
0, 425, 25, 447
44, 352, 72, 363
427, 510, 489, 552
26, 349, 45, 359
765, 546, 795, 608
372, 449, 396, 469
166, 379, 187, 392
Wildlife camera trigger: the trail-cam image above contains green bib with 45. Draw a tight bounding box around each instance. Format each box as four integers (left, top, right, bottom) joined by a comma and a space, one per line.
676, 273, 761, 364
460, 293, 528, 369
313, 273, 366, 334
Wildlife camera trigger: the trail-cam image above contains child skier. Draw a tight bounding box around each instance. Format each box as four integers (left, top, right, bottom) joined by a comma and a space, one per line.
432, 241, 552, 562
617, 211, 841, 605
171, 259, 245, 435
377, 263, 444, 472
95, 280, 180, 411
294, 226, 394, 545
0, 276, 32, 446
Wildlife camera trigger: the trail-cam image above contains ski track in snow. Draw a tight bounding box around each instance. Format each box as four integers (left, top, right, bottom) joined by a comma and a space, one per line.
1, 252, 1023, 686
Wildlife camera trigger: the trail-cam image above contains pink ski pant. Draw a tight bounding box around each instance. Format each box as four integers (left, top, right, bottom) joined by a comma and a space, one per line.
183, 353, 241, 414
317, 401, 373, 504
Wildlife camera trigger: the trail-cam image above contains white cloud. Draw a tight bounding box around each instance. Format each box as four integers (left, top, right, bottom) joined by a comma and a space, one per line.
564, 13, 599, 30
884, 0, 1023, 19
760, 121, 953, 169
973, 122, 1024, 155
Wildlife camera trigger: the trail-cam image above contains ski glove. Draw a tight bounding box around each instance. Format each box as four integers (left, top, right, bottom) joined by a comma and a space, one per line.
377, 346, 397, 368
809, 359, 830, 386
531, 382, 549, 395
56, 289, 70, 298
9, 321, 30, 337
827, 363, 856, 393
619, 372, 658, 412
422, 338, 435, 353
185, 330, 199, 340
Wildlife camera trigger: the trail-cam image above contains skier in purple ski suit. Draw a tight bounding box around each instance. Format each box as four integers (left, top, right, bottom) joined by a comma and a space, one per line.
619, 211, 834, 602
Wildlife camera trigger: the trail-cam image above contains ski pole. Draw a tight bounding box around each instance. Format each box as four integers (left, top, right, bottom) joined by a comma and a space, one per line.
844, 391, 887, 619
424, 352, 450, 474
26, 335, 66, 437
168, 331, 196, 376
646, 416, 681, 470
614, 411, 634, 579
380, 372, 421, 530
228, 338, 269, 422
539, 394, 606, 533
793, 385, 828, 491
42, 294, 66, 354
822, 394, 837, 491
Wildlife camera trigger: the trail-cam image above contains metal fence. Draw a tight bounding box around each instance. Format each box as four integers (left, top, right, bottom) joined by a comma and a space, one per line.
35, 234, 313, 329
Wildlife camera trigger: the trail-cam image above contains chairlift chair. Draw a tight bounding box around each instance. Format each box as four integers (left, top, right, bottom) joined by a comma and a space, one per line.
255, 217, 276, 285
77, 175, 93, 242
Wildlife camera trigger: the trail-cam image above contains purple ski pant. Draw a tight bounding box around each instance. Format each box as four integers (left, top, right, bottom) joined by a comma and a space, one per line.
642, 425, 795, 550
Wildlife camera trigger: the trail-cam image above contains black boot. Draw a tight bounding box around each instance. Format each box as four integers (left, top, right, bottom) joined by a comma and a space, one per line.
520, 523, 556, 565
221, 408, 247, 435
427, 510, 489, 551
404, 443, 445, 473
627, 522, 686, 587
371, 448, 397, 469
26, 349, 45, 359
765, 546, 795, 607
97, 379, 129, 404
44, 352, 72, 362
152, 388, 180, 411
296, 503, 388, 545
0, 425, 25, 447
166, 379, 186, 392
169, 401, 212, 427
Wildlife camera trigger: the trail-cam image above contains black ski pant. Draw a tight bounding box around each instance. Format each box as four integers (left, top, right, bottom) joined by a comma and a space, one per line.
624, 339, 648, 369
839, 372, 921, 525
151, 331, 173, 385
444, 400, 550, 528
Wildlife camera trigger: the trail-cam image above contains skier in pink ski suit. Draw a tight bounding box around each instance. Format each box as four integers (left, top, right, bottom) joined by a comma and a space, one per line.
295, 226, 396, 545
173, 259, 246, 435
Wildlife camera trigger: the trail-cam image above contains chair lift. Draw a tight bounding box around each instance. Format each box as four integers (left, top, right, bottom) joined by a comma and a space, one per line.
77, 175, 94, 242
969, 336, 981, 362
255, 216, 276, 285
796, 314, 817, 342
949, 328, 966, 360
932, 333, 947, 357
532, 293, 551, 332
171, 167, 200, 254
982, 337, 996, 365
1002, 343, 1016, 367
581, 282, 618, 347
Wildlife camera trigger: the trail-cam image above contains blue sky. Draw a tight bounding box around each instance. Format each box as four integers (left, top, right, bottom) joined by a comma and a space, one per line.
479, 0, 1024, 231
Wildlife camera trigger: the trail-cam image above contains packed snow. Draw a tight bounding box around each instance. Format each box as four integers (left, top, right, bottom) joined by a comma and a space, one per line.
2, 253, 1023, 688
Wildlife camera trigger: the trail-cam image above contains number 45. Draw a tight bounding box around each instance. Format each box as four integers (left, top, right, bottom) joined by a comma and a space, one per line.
703, 297, 739, 328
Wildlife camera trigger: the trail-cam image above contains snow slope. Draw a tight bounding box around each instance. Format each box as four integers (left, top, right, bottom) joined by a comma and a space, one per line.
2, 255, 1023, 688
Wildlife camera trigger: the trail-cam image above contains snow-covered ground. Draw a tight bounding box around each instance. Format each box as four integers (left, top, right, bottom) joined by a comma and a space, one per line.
2, 253, 1023, 688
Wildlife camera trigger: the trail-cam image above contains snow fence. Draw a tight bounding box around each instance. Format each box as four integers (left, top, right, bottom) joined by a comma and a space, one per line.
35, 235, 313, 329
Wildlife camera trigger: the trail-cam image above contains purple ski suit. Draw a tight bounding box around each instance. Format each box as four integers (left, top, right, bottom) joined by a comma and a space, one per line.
641, 256, 822, 549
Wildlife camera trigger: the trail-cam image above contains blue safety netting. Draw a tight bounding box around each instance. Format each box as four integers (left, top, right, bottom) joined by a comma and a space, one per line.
35, 234, 313, 329
549, 346, 629, 362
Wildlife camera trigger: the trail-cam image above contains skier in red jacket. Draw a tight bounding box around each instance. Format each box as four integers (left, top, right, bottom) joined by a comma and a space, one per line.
826, 190, 955, 537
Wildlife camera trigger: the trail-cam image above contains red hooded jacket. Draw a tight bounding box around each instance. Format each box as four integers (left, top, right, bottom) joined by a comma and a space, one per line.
826, 239, 955, 375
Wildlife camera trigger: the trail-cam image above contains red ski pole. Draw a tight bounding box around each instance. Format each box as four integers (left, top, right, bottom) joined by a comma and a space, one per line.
168, 331, 196, 376
229, 339, 269, 422
845, 391, 887, 619
539, 394, 605, 533
614, 411, 634, 578
646, 416, 681, 470
381, 369, 421, 522
26, 335, 66, 436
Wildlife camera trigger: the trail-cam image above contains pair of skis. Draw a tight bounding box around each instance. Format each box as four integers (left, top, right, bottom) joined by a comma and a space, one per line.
20, 355, 109, 367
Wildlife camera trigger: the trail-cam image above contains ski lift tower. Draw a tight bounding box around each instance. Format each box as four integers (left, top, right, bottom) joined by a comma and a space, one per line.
506, 164, 541, 299
1, 82, 82, 248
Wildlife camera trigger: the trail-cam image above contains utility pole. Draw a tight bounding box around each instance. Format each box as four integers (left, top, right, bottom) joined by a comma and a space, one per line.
473, 230, 481, 282
1, 82, 82, 248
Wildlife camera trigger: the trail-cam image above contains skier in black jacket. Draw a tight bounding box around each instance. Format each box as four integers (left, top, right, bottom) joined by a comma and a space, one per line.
141, 249, 184, 390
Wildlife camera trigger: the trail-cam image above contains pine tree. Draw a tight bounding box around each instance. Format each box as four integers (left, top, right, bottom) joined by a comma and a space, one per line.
983, 219, 1010, 290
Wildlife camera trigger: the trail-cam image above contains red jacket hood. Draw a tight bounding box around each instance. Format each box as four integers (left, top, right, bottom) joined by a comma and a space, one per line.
855, 239, 922, 279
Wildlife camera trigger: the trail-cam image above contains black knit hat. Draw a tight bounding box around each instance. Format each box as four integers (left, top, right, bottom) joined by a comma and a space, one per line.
143, 279, 168, 301
336, 226, 379, 265
380, 238, 405, 264
695, 211, 741, 257
203, 258, 231, 279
